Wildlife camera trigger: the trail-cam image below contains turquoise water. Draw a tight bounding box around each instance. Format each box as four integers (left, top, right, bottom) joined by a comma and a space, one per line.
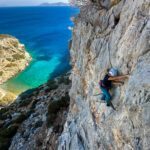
0, 7, 78, 94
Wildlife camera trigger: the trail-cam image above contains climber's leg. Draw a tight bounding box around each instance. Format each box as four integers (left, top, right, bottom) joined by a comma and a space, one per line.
101, 93, 106, 100
100, 87, 112, 105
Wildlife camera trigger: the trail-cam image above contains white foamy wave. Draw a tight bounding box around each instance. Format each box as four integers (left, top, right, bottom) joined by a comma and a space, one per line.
68, 26, 73, 31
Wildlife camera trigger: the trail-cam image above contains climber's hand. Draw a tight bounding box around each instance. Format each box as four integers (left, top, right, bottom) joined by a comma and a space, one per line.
124, 74, 130, 78
120, 81, 124, 84
127, 75, 130, 78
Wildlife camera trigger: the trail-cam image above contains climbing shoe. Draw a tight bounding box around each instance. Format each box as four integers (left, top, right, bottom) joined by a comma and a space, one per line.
107, 102, 116, 110
106, 103, 110, 106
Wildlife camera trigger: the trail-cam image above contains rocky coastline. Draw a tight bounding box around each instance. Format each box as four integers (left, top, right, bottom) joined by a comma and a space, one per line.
0, 34, 31, 106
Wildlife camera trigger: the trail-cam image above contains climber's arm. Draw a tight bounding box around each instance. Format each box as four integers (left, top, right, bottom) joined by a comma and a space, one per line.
108, 75, 129, 81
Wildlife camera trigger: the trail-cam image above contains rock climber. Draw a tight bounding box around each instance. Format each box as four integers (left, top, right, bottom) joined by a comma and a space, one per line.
99, 68, 129, 108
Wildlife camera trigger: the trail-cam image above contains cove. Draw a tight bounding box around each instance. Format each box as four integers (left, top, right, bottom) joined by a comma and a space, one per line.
0, 6, 79, 94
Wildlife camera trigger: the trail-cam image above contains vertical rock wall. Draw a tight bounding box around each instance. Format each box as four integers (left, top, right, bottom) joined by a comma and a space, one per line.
58, 0, 150, 149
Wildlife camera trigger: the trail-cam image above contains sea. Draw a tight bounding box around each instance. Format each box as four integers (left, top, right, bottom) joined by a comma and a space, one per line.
0, 6, 79, 94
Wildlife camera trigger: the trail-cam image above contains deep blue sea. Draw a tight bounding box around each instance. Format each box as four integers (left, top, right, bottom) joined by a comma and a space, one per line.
0, 7, 78, 94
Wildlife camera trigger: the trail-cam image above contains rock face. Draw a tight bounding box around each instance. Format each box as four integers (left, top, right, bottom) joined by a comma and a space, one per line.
0, 34, 31, 84
58, 0, 150, 149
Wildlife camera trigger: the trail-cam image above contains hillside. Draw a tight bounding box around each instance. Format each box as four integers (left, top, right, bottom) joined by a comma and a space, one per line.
0, 74, 71, 149
0, 35, 31, 106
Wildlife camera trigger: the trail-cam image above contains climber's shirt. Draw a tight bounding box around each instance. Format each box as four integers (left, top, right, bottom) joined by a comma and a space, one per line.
100, 74, 112, 89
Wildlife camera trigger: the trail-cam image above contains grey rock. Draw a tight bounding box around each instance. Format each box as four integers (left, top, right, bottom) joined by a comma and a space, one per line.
58, 0, 150, 149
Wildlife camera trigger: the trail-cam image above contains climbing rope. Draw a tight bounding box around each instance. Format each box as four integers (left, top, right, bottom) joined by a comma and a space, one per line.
107, 42, 113, 68
99, 41, 113, 79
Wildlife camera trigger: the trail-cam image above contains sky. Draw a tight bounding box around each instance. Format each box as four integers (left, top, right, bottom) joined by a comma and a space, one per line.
0, 0, 69, 6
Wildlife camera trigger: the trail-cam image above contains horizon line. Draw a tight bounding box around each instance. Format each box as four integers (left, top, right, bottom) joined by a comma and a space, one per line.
0, 2, 70, 7
0, 5, 72, 8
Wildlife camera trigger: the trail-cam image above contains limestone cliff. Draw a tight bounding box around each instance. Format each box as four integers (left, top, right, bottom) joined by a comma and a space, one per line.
0, 34, 31, 106
58, 0, 150, 149
0, 34, 31, 84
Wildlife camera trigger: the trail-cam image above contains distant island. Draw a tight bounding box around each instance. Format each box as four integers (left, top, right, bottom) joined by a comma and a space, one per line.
40, 2, 70, 7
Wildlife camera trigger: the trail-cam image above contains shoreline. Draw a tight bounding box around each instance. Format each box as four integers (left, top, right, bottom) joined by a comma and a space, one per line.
0, 58, 31, 106
0, 51, 31, 85
0, 35, 32, 106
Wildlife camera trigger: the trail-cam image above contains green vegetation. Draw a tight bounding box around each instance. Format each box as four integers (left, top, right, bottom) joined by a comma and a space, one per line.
5, 63, 17, 67
12, 53, 25, 60
47, 93, 70, 127
58, 76, 71, 85
0, 125, 18, 138
47, 80, 58, 90
18, 98, 31, 107
0, 107, 12, 121
0, 110, 32, 150
30, 100, 38, 110
6, 58, 12, 61
0, 107, 9, 114
18, 88, 37, 107
0, 137, 10, 150
34, 121, 43, 129
19, 88, 36, 99
0, 71, 3, 76
47, 75, 70, 91
12, 113, 28, 124
0, 111, 11, 120
0, 124, 19, 150
36, 138, 43, 147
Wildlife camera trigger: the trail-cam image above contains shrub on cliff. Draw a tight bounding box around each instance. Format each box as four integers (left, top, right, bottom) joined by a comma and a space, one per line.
0, 71, 3, 76
0, 124, 19, 150
12, 113, 28, 124
47, 80, 58, 90
12, 53, 25, 60
58, 76, 71, 85
47, 93, 70, 127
